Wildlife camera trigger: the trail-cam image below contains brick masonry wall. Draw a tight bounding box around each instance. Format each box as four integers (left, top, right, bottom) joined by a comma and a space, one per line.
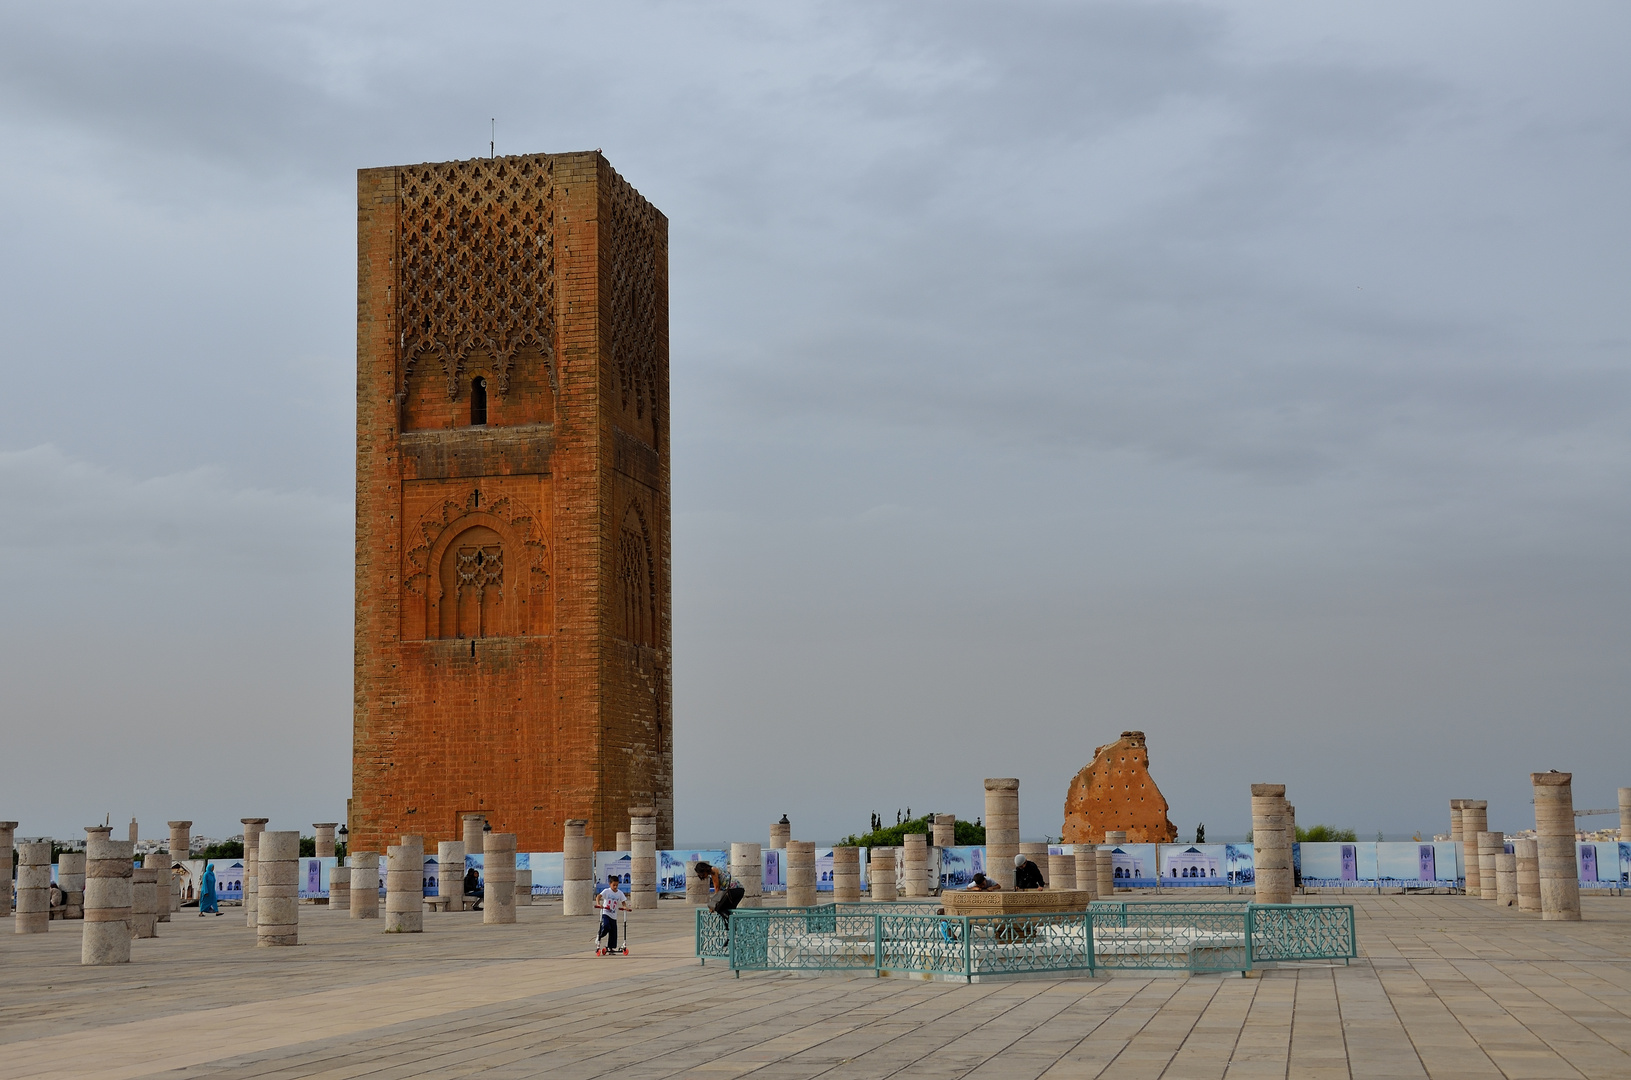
353, 152, 672, 854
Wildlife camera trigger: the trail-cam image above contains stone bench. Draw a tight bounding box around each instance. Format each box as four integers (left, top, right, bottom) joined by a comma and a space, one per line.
424, 895, 480, 912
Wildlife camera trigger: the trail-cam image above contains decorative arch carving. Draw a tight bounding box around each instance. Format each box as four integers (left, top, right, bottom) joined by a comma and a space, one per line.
397, 156, 557, 401
403, 488, 548, 639
617, 499, 657, 648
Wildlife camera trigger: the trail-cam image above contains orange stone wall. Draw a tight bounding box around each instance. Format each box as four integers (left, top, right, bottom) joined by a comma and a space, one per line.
353, 152, 672, 856
1060, 731, 1177, 844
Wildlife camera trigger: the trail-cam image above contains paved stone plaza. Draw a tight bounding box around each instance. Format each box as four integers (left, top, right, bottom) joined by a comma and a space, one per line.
3, 895, 1629, 1079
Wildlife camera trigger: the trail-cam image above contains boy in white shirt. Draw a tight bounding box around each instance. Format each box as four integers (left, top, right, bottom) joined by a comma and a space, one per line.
595, 876, 627, 954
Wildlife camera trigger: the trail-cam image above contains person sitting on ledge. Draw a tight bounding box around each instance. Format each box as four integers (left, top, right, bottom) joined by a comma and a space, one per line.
967, 872, 1001, 890
463, 866, 484, 911
1013, 853, 1045, 890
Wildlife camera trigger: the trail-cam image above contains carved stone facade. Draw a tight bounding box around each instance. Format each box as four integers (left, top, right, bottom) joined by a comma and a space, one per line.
354, 152, 672, 854
1060, 731, 1178, 844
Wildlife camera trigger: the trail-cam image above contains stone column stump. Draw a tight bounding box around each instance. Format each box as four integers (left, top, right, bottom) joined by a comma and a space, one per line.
731, 842, 763, 908
832, 846, 861, 902
1096, 846, 1114, 897
0, 822, 15, 917
15, 841, 52, 933
82, 829, 133, 965
1532, 772, 1582, 921
166, 822, 191, 913
515, 869, 533, 906
1620, 787, 1631, 848
903, 834, 933, 897
1514, 838, 1541, 913
769, 815, 790, 852
1250, 786, 1292, 905
131, 868, 160, 939
1048, 850, 1074, 891
869, 846, 897, 901
628, 806, 658, 910
484, 832, 517, 924
385, 836, 424, 932
331, 866, 352, 912
932, 814, 956, 849
786, 841, 817, 906
1495, 852, 1518, 907
256, 830, 300, 946
313, 824, 338, 860
241, 818, 268, 928
1449, 799, 1464, 845
1477, 832, 1503, 901
984, 779, 1020, 890
685, 861, 708, 906
1072, 844, 1098, 899
350, 853, 380, 919
563, 820, 594, 916
437, 841, 466, 911
461, 815, 489, 859
1459, 801, 1487, 896
58, 852, 86, 919
616, 831, 630, 852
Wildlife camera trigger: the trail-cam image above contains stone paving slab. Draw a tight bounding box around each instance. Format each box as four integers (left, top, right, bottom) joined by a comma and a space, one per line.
2, 895, 1629, 1078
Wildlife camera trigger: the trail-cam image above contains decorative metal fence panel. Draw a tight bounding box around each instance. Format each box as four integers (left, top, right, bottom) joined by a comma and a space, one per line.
1249, 904, 1357, 963
706, 901, 1355, 977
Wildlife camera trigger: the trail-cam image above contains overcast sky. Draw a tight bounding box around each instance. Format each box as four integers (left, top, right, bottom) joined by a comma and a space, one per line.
1, 2, 1627, 847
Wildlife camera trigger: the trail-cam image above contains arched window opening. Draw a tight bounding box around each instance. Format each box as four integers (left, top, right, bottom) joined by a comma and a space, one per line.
437, 525, 503, 639
470, 376, 488, 426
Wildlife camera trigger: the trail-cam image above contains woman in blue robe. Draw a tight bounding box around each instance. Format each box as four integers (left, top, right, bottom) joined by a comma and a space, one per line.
198, 862, 219, 915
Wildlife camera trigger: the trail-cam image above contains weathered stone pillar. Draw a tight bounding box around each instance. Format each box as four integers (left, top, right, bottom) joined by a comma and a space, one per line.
1495, 852, 1518, 907
869, 846, 897, 900
1073, 845, 1099, 899
82, 829, 132, 965
349, 853, 380, 919
313, 823, 338, 860
461, 814, 488, 858
932, 814, 956, 849
146, 852, 172, 923
483, 832, 517, 924
1048, 849, 1074, 891
615, 830, 631, 851
241, 818, 268, 928
256, 830, 300, 946
1104, 830, 1127, 845
983, 779, 1020, 890
1250, 785, 1292, 904
731, 842, 763, 908
1532, 772, 1582, 921
563, 820, 594, 916
902, 834, 932, 897
330, 865, 351, 912
1096, 846, 1114, 896
1449, 799, 1464, 844
15, 841, 51, 933
786, 841, 817, 906
130, 868, 159, 939
1477, 832, 1503, 901
515, 868, 533, 906
437, 841, 466, 910
1459, 801, 1487, 896
685, 861, 708, 905
832, 846, 861, 902
1019, 842, 1049, 888
0, 822, 15, 917
166, 822, 192, 914
628, 806, 657, 910
1620, 787, 1631, 845
385, 836, 424, 933
58, 852, 86, 919
769, 815, 790, 851
1514, 838, 1541, 913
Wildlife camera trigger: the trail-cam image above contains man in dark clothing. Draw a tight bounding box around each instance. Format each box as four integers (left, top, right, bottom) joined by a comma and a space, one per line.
1013, 853, 1045, 890
694, 861, 746, 937
463, 866, 484, 910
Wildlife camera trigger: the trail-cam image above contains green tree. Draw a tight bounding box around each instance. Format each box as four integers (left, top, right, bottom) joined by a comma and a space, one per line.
1296, 825, 1358, 843
838, 814, 985, 848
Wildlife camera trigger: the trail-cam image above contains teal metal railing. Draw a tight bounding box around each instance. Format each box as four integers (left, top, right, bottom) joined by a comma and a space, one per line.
703, 901, 1356, 978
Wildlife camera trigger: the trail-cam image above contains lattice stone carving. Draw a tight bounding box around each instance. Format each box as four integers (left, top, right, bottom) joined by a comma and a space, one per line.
605, 168, 663, 421
404, 489, 548, 601
455, 545, 503, 603
397, 156, 556, 399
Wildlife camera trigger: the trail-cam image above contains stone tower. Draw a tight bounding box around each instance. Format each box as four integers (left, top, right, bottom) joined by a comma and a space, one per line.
353, 152, 672, 854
